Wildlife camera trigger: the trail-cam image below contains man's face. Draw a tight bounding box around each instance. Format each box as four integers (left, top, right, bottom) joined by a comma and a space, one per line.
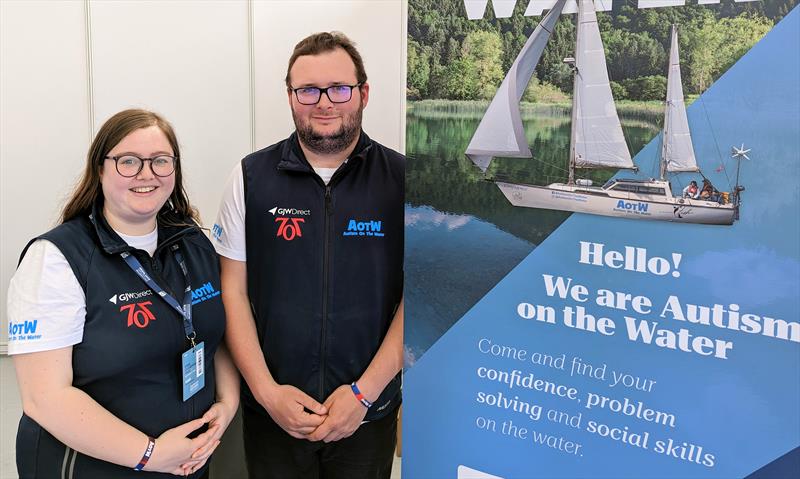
288, 47, 369, 155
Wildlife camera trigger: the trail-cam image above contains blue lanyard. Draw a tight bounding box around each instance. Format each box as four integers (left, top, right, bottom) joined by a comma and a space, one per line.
120, 244, 196, 345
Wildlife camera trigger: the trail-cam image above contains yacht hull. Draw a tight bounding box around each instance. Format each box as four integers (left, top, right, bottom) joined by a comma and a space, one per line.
495, 181, 737, 225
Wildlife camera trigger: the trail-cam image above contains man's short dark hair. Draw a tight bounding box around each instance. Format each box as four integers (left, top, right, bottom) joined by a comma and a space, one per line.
285, 31, 367, 87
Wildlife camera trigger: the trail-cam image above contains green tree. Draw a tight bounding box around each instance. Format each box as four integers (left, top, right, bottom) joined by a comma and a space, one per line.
501, 30, 518, 73
603, 29, 665, 81
538, 17, 575, 92
444, 37, 461, 65
407, 40, 431, 99
522, 78, 569, 103
610, 81, 628, 101
685, 14, 772, 92
461, 30, 504, 99
428, 63, 449, 99
622, 75, 666, 101
442, 58, 478, 100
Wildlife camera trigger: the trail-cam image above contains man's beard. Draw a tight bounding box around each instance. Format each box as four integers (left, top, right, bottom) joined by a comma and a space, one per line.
293, 106, 363, 156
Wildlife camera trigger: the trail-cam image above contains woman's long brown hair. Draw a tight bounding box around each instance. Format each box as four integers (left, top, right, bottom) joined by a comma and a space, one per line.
61, 109, 199, 225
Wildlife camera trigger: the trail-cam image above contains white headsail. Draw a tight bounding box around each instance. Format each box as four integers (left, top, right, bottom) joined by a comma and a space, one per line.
465, 0, 567, 172
661, 24, 699, 176
571, 0, 634, 170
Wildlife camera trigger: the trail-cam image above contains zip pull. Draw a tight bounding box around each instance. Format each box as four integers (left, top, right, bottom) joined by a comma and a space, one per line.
325, 186, 333, 215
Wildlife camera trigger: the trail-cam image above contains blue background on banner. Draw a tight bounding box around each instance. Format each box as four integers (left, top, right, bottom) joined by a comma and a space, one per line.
405, 7, 800, 479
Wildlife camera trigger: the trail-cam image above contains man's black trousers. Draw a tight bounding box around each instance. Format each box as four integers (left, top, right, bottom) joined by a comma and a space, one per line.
242, 404, 398, 479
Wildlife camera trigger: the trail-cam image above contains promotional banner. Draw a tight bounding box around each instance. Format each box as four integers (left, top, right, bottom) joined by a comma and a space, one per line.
405, 1, 799, 477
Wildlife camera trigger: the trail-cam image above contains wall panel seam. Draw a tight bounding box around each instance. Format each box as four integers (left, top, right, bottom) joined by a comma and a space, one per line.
84, 0, 95, 137
400, 0, 408, 154
248, 0, 256, 152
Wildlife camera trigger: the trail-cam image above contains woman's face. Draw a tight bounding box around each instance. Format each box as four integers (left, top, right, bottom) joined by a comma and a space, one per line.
100, 125, 176, 234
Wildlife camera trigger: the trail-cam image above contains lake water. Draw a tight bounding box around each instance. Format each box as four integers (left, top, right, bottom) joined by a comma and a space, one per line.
404, 104, 662, 365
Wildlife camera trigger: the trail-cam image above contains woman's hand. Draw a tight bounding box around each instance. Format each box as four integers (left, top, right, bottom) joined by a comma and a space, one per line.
177, 400, 237, 475
143, 417, 216, 474
177, 342, 241, 475
203, 400, 237, 445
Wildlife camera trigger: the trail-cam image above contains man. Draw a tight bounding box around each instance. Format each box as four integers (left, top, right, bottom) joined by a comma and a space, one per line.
212, 32, 403, 478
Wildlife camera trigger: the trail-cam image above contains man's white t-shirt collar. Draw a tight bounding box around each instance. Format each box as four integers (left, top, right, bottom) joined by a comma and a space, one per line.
312, 158, 348, 185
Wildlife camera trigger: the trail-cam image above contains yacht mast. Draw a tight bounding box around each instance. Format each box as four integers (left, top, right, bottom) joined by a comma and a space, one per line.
568, 0, 634, 184
567, 0, 582, 185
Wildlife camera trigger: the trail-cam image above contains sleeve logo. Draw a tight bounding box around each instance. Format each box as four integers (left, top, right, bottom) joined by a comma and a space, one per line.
212, 223, 223, 240
8, 320, 41, 341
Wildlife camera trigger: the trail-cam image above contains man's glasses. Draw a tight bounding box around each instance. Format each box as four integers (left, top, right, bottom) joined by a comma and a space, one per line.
105, 155, 177, 177
290, 83, 362, 105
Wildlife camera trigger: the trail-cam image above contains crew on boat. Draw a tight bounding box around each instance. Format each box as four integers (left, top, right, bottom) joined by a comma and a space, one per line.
682, 180, 699, 199
700, 179, 715, 201
699, 179, 727, 204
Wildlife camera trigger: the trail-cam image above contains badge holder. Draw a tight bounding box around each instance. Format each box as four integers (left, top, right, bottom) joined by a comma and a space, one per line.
182, 333, 205, 401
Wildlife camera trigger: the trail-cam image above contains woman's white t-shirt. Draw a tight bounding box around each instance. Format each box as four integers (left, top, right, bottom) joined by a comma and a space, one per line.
7, 227, 157, 355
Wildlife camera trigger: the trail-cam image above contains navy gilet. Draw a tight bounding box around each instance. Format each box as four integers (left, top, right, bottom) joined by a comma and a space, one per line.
241, 131, 403, 421
15, 202, 224, 478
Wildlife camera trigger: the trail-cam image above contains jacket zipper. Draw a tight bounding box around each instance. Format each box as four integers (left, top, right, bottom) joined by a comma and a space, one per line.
278, 155, 354, 400
319, 184, 333, 400
147, 225, 196, 311
148, 255, 178, 304
154, 226, 196, 256
147, 240, 194, 415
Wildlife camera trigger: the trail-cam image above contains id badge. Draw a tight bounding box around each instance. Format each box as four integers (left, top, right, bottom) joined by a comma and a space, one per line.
182, 341, 205, 401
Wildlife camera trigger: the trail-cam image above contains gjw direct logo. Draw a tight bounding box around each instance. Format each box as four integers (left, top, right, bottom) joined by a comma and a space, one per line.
343, 219, 384, 237
110, 289, 156, 328
269, 205, 310, 241
109, 289, 153, 305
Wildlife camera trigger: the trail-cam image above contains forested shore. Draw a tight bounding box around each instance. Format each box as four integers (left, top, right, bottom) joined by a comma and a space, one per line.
408, 0, 797, 102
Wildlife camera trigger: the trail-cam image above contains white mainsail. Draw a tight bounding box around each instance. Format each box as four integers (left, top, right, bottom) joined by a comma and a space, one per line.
571, 0, 633, 170
465, 0, 567, 172
661, 24, 699, 176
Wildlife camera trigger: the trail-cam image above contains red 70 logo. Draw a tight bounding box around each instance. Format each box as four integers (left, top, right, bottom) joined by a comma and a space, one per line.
120, 301, 156, 328
275, 217, 305, 241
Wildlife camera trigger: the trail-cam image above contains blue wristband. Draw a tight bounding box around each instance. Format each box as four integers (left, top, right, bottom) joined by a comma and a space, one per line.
133, 436, 155, 471
350, 382, 373, 408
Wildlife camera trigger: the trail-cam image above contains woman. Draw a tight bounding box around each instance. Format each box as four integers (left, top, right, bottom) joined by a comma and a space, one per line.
8, 109, 239, 478
682, 180, 699, 199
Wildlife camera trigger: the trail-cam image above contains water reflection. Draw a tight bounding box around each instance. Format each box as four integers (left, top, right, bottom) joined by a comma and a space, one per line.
405, 105, 661, 364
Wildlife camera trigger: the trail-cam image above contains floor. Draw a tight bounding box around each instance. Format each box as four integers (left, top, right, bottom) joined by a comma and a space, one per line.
0, 356, 401, 479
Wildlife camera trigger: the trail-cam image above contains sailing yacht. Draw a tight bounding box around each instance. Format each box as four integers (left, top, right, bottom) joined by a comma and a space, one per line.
466, 0, 743, 225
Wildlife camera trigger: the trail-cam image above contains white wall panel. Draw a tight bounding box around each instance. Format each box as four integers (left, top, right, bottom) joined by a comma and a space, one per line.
0, 1, 90, 347
253, 0, 405, 152
89, 0, 252, 227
